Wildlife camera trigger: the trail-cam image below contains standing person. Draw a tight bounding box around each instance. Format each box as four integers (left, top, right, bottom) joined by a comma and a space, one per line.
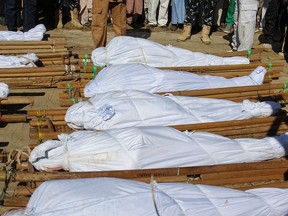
255, 0, 271, 32
221, 0, 235, 33
79, 0, 92, 26
213, 0, 225, 30
231, 0, 259, 51
177, 0, 218, 45
170, 0, 185, 31
258, 0, 280, 48
126, 0, 143, 28
279, 0, 288, 57
91, 0, 126, 48
146, 0, 170, 29
4, 0, 38, 32
56, 0, 83, 29
0, 0, 5, 25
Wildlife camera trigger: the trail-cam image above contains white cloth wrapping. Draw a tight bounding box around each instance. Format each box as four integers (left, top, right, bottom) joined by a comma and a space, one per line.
0, 24, 46, 41
91, 36, 250, 67
4, 178, 288, 216
29, 126, 288, 172
65, 90, 281, 130
0, 53, 38, 68
0, 83, 9, 98
84, 64, 266, 97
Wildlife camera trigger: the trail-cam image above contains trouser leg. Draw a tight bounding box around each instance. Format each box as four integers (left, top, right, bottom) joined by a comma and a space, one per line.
148, 0, 159, 25
4, 0, 18, 31
91, 0, 109, 48
23, 0, 38, 32
225, 0, 235, 26
157, 0, 170, 26
261, 0, 280, 44
110, 2, 126, 36
237, 0, 259, 51
184, 0, 200, 25
213, 0, 224, 26
202, 0, 218, 26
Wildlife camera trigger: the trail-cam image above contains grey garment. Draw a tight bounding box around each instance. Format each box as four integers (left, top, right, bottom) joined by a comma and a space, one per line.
232, 0, 259, 51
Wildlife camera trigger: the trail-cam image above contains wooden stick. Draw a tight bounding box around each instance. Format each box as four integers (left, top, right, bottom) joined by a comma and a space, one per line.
14, 159, 288, 182
1, 114, 27, 123
1, 97, 33, 105
3, 197, 29, 207
27, 109, 67, 117
0, 40, 67, 46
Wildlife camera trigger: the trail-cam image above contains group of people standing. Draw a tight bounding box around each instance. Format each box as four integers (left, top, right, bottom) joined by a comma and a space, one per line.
1, 0, 287, 57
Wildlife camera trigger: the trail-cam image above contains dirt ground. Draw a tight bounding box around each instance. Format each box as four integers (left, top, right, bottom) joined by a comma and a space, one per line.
0, 23, 287, 213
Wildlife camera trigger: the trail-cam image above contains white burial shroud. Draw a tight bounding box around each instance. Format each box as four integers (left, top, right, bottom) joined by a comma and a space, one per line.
4, 178, 288, 216
0, 24, 46, 41
29, 127, 288, 172
91, 36, 249, 67
0, 53, 38, 68
0, 83, 9, 98
84, 64, 266, 97
65, 90, 281, 130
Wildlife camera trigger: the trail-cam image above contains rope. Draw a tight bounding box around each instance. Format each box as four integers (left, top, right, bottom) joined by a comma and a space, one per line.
17, 55, 37, 67
65, 64, 76, 74
150, 175, 160, 216
0, 147, 32, 202
36, 111, 44, 142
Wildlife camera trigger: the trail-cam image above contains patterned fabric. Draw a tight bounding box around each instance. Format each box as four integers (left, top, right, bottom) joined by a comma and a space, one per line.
184, 0, 218, 26
58, 0, 79, 9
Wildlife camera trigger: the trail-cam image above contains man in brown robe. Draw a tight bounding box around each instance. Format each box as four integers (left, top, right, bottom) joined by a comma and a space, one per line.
92, 0, 126, 48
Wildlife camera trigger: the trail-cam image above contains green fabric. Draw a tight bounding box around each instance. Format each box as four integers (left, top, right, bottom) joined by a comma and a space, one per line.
225, 0, 235, 26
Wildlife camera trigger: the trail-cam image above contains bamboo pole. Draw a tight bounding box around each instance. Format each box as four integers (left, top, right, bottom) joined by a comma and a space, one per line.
188, 174, 285, 186
27, 109, 67, 117
172, 116, 288, 131
14, 160, 288, 182
28, 124, 288, 140
0, 48, 68, 55
1, 114, 27, 123
3, 197, 29, 207
1, 97, 33, 105
159, 62, 285, 72
0, 65, 77, 73
13, 179, 288, 197
76, 49, 264, 60
0, 45, 66, 50
0, 40, 67, 46
238, 181, 288, 190
58, 91, 286, 107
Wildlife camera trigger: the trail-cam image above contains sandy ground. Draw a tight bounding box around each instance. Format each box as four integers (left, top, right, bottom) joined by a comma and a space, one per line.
0, 23, 287, 213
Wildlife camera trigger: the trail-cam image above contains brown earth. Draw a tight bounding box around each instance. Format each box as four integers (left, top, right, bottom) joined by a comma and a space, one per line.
0, 23, 287, 213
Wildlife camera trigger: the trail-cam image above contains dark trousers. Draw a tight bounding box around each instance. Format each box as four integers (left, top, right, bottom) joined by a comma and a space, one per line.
4, 0, 37, 31
280, 6, 288, 53
261, 0, 280, 44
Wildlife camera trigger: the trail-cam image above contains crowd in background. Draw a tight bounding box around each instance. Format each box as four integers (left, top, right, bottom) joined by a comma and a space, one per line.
0, 0, 287, 57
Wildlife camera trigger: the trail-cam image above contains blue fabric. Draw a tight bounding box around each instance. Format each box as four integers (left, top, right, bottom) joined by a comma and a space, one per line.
4, 0, 38, 32
171, 0, 186, 24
